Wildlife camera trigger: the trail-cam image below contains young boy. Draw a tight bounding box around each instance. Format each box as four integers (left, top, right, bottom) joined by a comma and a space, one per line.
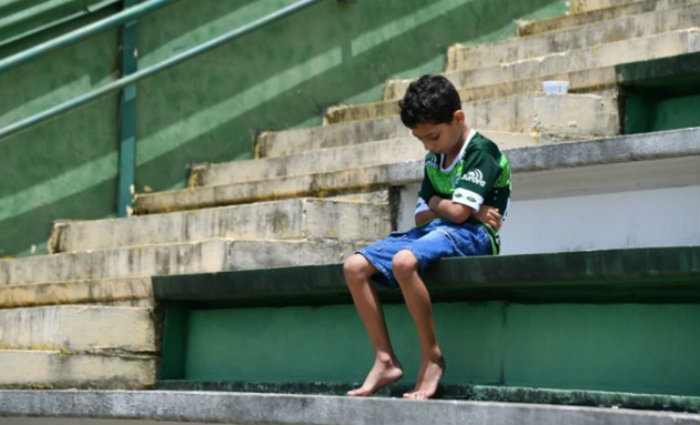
343, 74, 511, 400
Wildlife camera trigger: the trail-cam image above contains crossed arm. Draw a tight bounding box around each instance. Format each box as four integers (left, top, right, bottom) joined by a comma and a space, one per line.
415, 195, 501, 229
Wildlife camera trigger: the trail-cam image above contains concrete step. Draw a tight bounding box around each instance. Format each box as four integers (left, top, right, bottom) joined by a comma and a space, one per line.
384, 29, 700, 101
51, 198, 390, 253
0, 350, 155, 389
1, 390, 699, 424
256, 91, 619, 169
570, 0, 641, 13
0, 239, 367, 286
134, 128, 699, 219
519, 0, 697, 36
0, 277, 152, 308
0, 305, 154, 353
257, 122, 533, 158
256, 91, 613, 162
328, 67, 618, 125
446, 4, 699, 72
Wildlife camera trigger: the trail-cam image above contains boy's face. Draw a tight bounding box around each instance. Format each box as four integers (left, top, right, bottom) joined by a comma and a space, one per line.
411, 110, 466, 155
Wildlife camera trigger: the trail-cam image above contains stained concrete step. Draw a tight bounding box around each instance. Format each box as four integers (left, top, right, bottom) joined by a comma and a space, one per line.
570, 0, 639, 13
200, 134, 534, 187
0, 277, 153, 309
257, 123, 532, 158
253, 91, 619, 168
0, 239, 366, 286
257, 92, 614, 162
384, 29, 700, 101
0, 350, 155, 389
518, 0, 697, 36
134, 128, 699, 215
446, 4, 699, 72
328, 67, 618, 125
50, 198, 390, 253
0, 305, 154, 353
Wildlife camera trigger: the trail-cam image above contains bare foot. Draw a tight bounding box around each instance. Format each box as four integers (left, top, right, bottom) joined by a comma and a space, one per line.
348, 356, 403, 397
403, 355, 445, 400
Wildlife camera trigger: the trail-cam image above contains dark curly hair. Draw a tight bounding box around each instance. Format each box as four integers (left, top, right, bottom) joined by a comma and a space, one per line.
399, 74, 461, 128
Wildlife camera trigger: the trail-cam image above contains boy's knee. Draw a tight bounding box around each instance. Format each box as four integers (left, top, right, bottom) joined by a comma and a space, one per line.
391, 249, 418, 280
344, 254, 370, 283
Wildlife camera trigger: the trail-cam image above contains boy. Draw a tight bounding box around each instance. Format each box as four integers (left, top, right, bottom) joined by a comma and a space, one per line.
343, 74, 510, 400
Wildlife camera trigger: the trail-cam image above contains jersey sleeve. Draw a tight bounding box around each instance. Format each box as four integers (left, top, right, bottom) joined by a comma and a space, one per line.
452, 149, 500, 212
415, 169, 437, 215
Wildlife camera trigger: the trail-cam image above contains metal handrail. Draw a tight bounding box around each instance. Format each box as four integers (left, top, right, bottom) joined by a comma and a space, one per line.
0, 0, 175, 73
0, 0, 323, 140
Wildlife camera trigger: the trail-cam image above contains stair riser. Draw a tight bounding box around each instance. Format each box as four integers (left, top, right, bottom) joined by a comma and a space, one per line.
0, 351, 155, 389
0, 306, 154, 353
51, 200, 390, 253
0, 240, 364, 286
519, 0, 698, 36
386, 30, 700, 100
447, 6, 699, 72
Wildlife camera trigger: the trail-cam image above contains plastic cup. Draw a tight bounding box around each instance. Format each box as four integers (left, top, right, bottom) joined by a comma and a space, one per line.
542, 80, 570, 94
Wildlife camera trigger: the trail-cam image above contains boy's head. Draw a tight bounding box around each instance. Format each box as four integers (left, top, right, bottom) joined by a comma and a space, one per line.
399, 74, 462, 128
400, 75, 467, 155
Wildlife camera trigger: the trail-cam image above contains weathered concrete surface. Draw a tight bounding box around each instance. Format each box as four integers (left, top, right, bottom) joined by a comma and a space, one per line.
0, 239, 366, 286
195, 138, 425, 186
519, 0, 697, 36
385, 29, 700, 100
0, 306, 154, 353
257, 119, 532, 158
0, 353, 155, 389
0, 277, 152, 309
257, 91, 614, 161
51, 199, 390, 253
332, 67, 617, 125
446, 5, 699, 72
134, 128, 700, 214
0, 390, 699, 425
571, 0, 663, 14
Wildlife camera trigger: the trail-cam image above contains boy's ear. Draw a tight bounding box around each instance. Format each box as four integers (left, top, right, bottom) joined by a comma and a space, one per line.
453, 110, 465, 123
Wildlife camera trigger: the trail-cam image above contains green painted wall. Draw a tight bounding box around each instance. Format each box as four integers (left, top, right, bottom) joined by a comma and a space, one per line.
0, 0, 567, 257
172, 302, 700, 396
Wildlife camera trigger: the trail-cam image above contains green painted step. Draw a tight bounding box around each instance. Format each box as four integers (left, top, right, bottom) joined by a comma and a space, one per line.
154, 247, 700, 398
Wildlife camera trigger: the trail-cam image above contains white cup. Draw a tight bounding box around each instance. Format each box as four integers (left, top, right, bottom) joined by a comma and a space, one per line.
542, 80, 570, 94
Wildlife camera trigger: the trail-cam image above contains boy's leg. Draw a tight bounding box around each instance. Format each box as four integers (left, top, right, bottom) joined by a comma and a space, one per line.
391, 249, 445, 400
344, 253, 403, 396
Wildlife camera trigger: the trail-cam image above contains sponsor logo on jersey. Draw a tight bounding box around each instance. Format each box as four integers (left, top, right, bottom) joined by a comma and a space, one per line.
462, 169, 486, 187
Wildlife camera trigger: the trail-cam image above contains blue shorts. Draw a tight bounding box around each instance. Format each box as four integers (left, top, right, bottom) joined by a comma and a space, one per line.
357, 219, 493, 289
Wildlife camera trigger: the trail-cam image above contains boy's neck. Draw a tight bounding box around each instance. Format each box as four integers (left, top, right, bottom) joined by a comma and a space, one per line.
444, 123, 470, 165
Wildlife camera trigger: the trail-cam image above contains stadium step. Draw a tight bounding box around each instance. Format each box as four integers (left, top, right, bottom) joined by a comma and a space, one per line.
255, 92, 615, 166
518, 0, 697, 36
0, 239, 367, 286
49, 198, 390, 253
384, 28, 699, 101
446, 3, 699, 72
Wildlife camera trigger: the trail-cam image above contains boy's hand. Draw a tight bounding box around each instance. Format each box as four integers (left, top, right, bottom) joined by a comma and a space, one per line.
474, 205, 501, 230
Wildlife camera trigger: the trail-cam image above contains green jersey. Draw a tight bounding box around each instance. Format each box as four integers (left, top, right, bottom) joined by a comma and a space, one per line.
415, 129, 512, 225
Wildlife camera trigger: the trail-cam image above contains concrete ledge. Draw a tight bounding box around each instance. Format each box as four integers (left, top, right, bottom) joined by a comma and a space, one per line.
0, 390, 698, 425
134, 129, 700, 214
153, 246, 700, 306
